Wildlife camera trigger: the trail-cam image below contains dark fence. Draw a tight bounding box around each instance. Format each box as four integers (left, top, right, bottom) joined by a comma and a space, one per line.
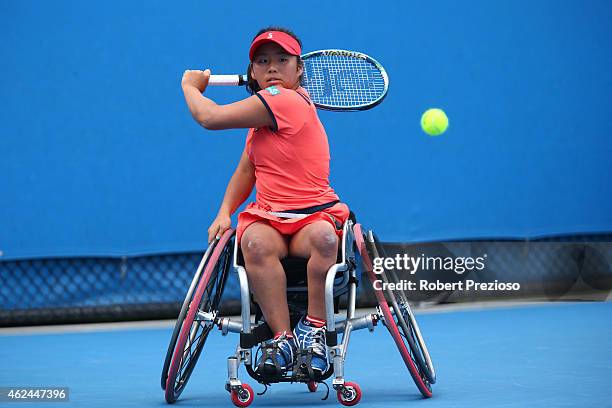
2, 235, 611, 327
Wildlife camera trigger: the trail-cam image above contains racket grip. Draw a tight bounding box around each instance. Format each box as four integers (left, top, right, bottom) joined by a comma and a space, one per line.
208, 75, 248, 86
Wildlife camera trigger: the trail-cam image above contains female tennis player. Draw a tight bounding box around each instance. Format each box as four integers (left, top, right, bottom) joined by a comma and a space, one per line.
181, 27, 350, 378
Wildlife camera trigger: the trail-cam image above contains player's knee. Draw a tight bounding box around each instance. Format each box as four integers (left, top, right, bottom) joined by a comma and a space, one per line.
241, 234, 274, 266
309, 227, 338, 259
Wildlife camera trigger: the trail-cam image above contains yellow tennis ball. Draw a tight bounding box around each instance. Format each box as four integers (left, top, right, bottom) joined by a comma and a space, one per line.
421, 108, 449, 136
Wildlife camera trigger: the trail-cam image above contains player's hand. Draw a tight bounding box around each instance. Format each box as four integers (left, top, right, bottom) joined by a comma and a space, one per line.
182, 69, 210, 93
207, 212, 231, 244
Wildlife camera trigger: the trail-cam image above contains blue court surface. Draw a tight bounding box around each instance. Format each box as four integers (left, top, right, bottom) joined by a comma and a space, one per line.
1, 301, 610, 408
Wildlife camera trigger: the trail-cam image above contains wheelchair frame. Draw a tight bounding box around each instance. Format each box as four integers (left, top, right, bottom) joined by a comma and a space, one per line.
161, 218, 436, 406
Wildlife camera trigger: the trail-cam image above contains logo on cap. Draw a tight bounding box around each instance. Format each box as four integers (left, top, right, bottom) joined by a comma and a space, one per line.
267, 33, 273, 39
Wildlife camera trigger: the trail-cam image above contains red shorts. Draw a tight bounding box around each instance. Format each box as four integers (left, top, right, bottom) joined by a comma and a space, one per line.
236, 202, 350, 243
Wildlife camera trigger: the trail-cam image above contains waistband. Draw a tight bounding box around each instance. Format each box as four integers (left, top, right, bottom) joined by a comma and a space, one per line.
279, 200, 340, 215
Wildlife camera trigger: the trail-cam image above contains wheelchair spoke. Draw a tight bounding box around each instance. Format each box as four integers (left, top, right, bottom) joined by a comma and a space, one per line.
176, 322, 211, 389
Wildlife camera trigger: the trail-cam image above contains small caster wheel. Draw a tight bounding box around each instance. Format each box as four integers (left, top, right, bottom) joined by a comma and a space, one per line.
307, 381, 318, 392
230, 383, 254, 407
337, 381, 362, 406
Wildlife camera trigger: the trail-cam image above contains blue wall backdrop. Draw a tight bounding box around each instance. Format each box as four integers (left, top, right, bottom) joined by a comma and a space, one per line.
1, 0, 611, 260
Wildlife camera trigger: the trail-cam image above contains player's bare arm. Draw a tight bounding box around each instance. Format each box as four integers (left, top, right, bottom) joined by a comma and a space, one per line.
181, 69, 272, 130
207, 149, 255, 243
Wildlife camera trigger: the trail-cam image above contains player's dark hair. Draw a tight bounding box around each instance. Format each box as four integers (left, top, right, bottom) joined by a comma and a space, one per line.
246, 27, 304, 95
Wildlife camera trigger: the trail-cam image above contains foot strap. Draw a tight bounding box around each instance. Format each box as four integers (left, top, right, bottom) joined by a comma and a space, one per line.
293, 349, 319, 381
255, 344, 284, 382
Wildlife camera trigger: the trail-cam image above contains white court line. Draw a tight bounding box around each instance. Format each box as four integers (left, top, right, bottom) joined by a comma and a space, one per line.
0, 319, 176, 336
1, 299, 605, 336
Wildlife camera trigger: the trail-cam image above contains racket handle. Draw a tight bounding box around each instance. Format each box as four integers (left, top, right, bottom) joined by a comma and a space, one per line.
208, 74, 248, 86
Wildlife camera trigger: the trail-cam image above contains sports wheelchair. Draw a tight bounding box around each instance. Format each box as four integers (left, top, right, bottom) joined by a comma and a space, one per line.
161, 215, 436, 406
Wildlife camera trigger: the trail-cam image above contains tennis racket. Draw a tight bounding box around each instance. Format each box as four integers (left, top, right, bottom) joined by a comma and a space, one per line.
208, 49, 389, 111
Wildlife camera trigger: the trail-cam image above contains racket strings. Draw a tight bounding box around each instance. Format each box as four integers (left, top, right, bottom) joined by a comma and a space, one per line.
303, 54, 386, 108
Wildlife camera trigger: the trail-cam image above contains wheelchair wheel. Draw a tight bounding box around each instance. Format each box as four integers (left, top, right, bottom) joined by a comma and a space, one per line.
163, 229, 234, 403
369, 232, 435, 384
337, 381, 362, 406
354, 224, 434, 398
161, 237, 220, 390
230, 383, 254, 407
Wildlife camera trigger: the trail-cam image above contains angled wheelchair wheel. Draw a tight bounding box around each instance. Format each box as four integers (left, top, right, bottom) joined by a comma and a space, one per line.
161, 237, 220, 390
163, 229, 234, 403
354, 224, 435, 398
369, 231, 436, 384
